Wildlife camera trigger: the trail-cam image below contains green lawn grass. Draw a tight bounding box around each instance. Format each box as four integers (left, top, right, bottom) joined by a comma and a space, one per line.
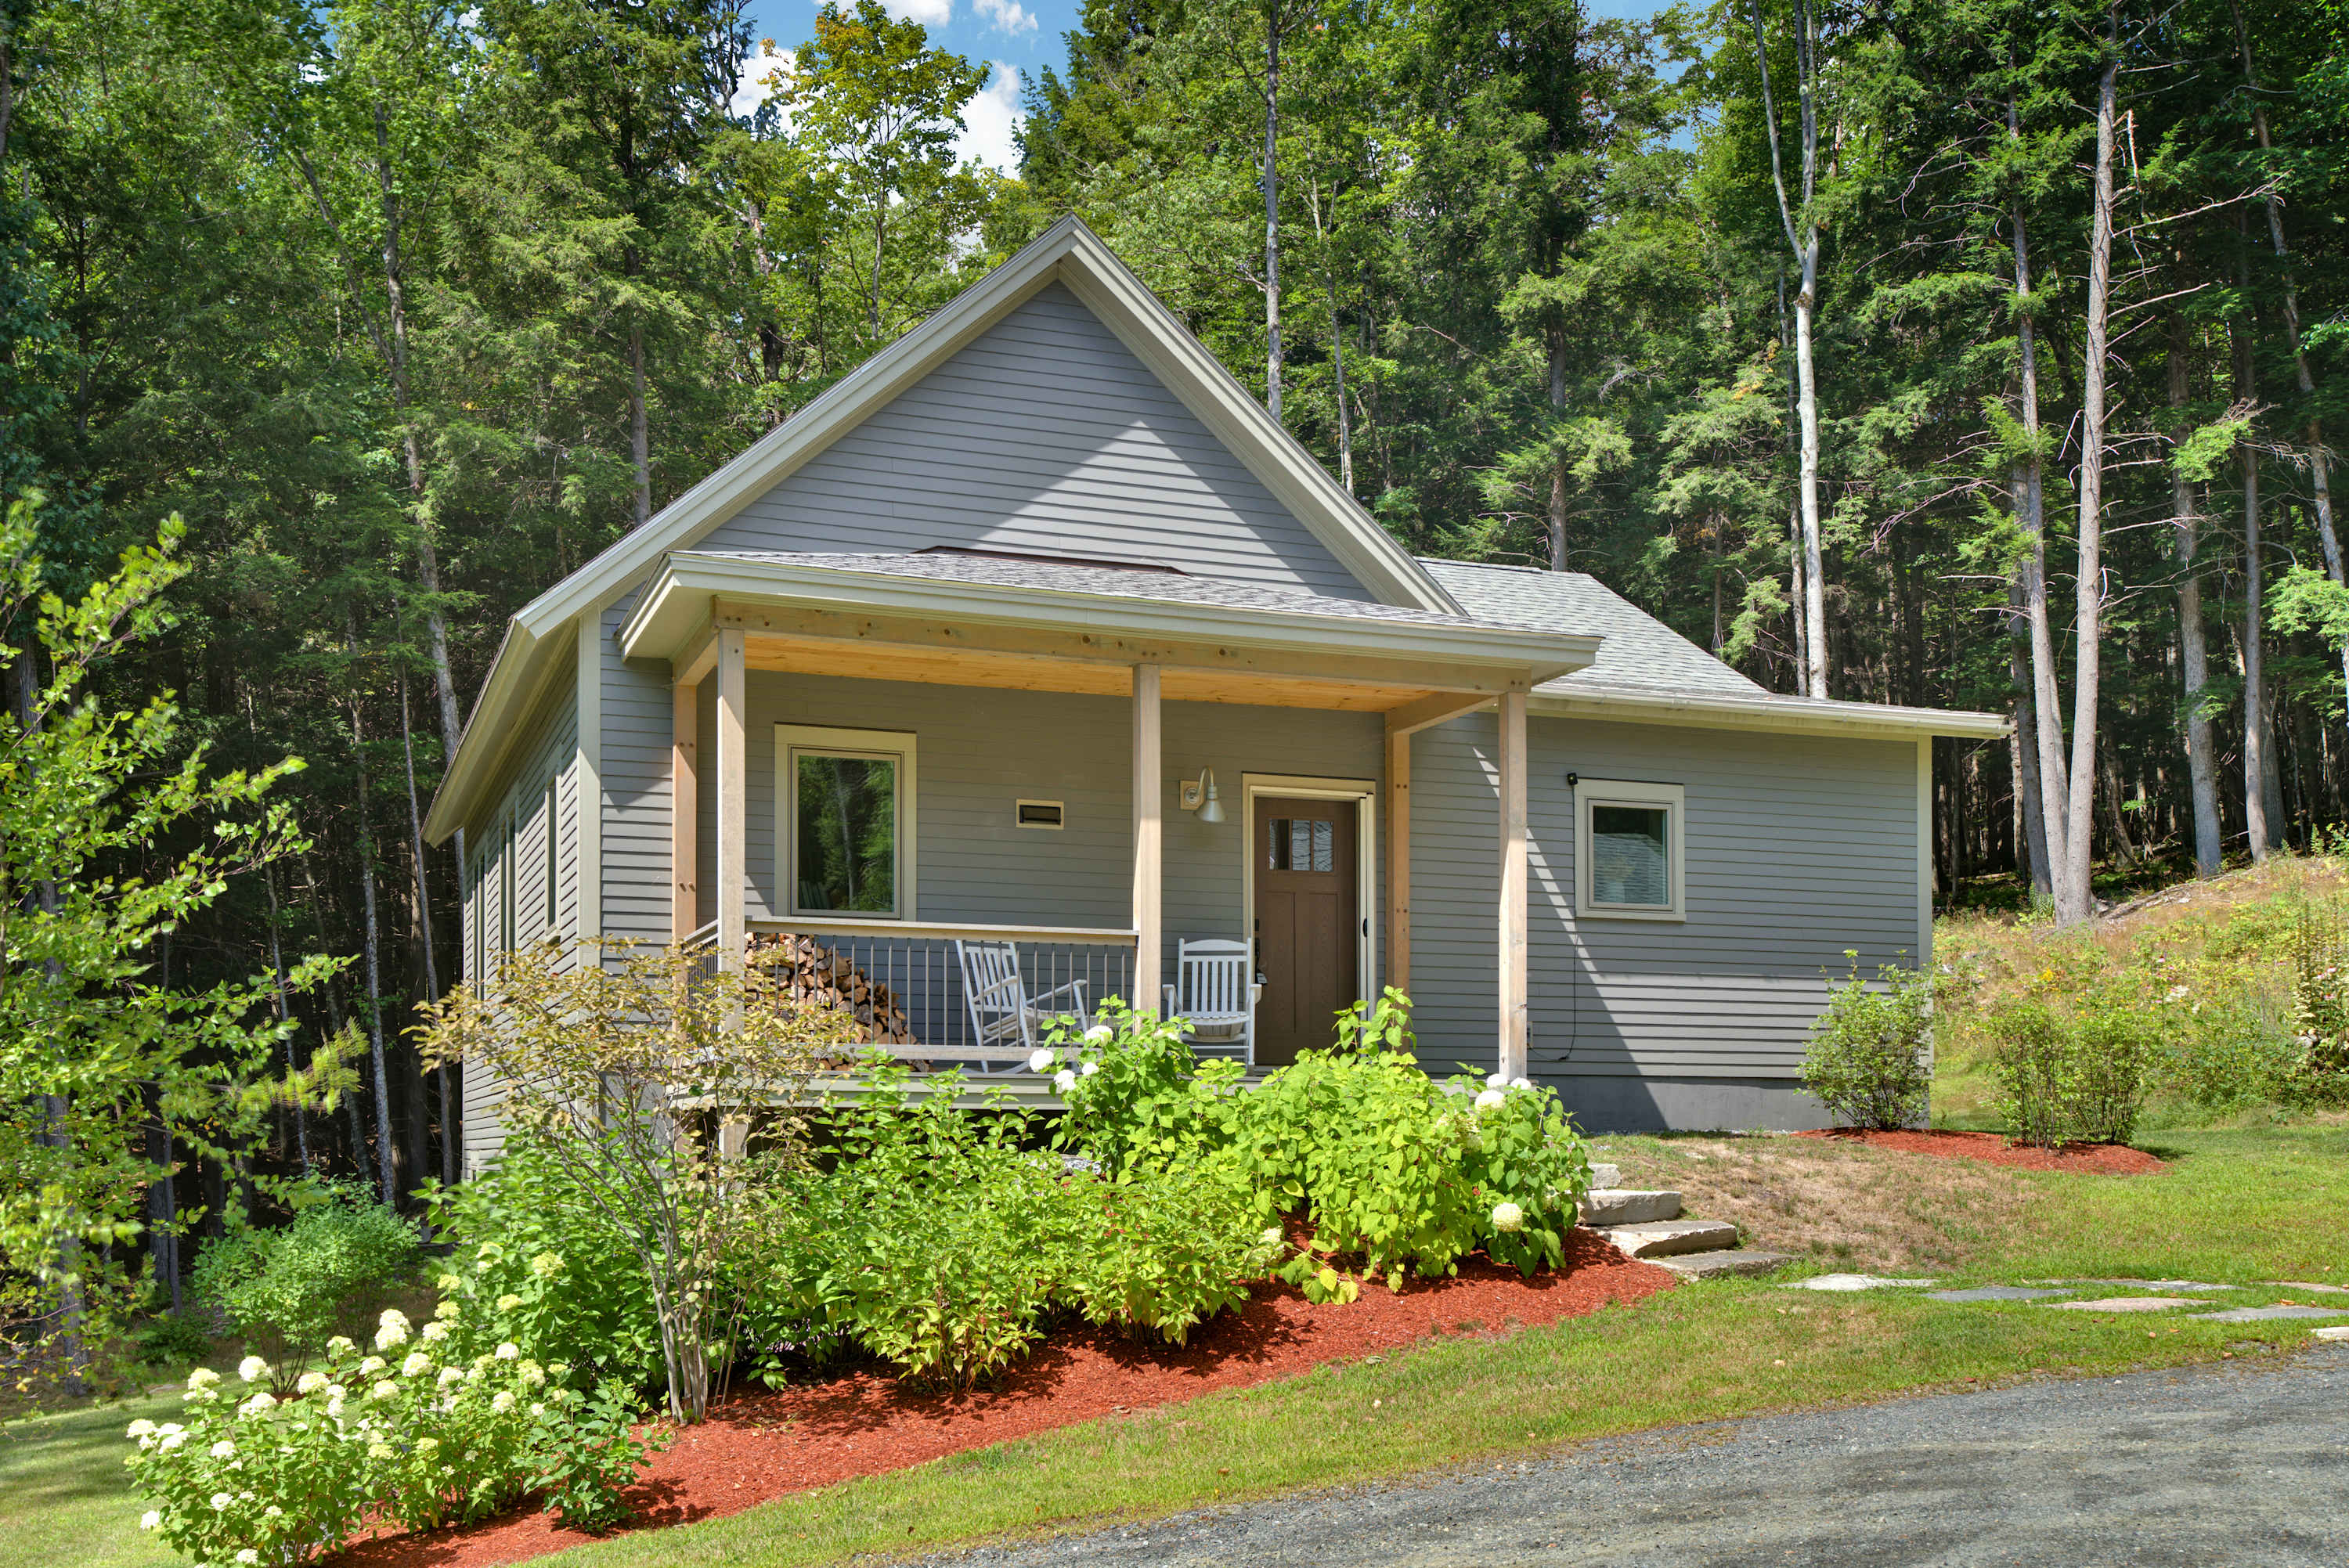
14, 1124, 2343, 1568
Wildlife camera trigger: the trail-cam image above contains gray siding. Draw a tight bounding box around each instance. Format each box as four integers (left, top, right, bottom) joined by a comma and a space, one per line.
1406, 712, 1920, 1117
602, 602, 677, 942
698, 284, 1373, 599
691, 672, 1384, 994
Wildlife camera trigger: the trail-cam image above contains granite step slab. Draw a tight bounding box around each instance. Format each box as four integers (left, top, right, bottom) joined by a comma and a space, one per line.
1587, 1163, 1622, 1191
1579, 1189, 1683, 1226
1782, 1274, 1938, 1292
1599, 1219, 1740, 1258
2192, 1303, 2349, 1323
1931, 1285, 2072, 1303
1652, 1249, 1796, 1280
2046, 1296, 2199, 1313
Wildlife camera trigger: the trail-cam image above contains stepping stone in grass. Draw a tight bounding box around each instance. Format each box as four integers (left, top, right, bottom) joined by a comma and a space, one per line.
2055, 1279, 2235, 1292
2271, 1281, 2349, 1296
2046, 1296, 2199, 1313
1652, 1250, 1796, 1280
1930, 1286, 2073, 1303
2192, 1303, 2349, 1323
2315, 1325, 2349, 1343
1781, 1274, 1938, 1292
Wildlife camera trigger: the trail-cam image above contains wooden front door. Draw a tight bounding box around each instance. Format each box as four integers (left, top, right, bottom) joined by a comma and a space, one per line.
1254, 795, 1360, 1067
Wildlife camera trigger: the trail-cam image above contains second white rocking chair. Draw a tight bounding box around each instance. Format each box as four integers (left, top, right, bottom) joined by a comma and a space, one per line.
1162, 937, 1257, 1069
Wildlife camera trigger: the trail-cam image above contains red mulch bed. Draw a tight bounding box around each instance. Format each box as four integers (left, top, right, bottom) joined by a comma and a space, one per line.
1798, 1127, 2166, 1175
335, 1231, 1671, 1568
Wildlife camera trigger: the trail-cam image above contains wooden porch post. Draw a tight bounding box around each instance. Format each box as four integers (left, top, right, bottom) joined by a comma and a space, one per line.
716, 629, 747, 972
1385, 724, 1411, 997
1496, 688, 1528, 1080
672, 681, 699, 942
1131, 663, 1163, 1015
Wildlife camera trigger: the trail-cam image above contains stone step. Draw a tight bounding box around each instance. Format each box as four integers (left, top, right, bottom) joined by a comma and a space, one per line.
1587, 1162, 1622, 1191
1579, 1188, 1683, 1226
1598, 1218, 1740, 1258
1653, 1249, 1797, 1281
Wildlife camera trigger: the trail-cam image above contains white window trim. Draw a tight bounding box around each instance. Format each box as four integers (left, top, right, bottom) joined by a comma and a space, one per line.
776, 724, 918, 920
1575, 778, 1686, 922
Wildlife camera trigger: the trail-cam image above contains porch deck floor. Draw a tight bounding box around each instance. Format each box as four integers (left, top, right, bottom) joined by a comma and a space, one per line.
795, 1065, 1268, 1111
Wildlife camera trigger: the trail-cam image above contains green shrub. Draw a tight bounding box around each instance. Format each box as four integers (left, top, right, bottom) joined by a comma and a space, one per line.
1798, 956, 1932, 1130
187, 1185, 420, 1376
1048, 1002, 1245, 1171
1046, 1156, 1283, 1344
123, 1303, 662, 1566
422, 1135, 665, 1393
1986, 991, 2156, 1147
135, 1309, 214, 1367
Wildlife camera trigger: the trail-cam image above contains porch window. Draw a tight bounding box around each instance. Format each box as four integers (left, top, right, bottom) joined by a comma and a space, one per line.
1575, 779, 1685, 921
778, 725, 918, 919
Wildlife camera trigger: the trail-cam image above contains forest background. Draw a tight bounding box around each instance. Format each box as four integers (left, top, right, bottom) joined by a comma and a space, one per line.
2, 0, 2347, 1230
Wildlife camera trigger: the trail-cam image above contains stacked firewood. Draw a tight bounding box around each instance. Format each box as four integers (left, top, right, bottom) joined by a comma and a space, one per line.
751, 932, 917, 1045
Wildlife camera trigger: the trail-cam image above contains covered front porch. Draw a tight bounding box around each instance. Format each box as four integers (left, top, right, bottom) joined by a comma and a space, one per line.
626, 552, 1596, 1082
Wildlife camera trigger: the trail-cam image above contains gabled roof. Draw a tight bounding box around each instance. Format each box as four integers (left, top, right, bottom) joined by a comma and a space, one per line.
510, 217, 1457, 643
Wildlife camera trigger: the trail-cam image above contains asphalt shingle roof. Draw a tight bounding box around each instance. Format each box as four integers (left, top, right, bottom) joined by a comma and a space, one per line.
1417, 560, 1768, 697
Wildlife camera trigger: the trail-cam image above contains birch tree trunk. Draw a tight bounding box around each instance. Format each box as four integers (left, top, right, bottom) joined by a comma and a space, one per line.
2168, 308, 2223, 876
1262, 8, 1283, 422
1752, 0, 1828, 697
348, 687, 399, 1205
2057, 44, 2120, 924
2232, 231, 2275, 861
2007, 579, 2052, 894
262, 861, 310, 1177
399, 672, 456, 1187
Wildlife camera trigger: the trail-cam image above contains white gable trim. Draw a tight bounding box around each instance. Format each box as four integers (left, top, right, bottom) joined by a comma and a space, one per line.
511, 218, 1453, 646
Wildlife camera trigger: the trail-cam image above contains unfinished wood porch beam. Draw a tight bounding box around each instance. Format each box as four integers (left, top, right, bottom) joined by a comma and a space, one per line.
1386, 724, 1411, 997
1131, 663, 1163, 1015
1383, 690, 1493, 737
671, 680, 699, 942
1496, 688, 1528, 1080
716, 628, 746, 972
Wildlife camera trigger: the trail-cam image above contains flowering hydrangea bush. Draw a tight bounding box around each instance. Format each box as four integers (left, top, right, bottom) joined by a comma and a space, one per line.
125, 1307, 662, 1563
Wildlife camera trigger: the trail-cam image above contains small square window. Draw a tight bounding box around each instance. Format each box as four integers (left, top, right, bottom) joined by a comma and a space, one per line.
1267, 816, 1336, 873
1575, 780, 1685, 921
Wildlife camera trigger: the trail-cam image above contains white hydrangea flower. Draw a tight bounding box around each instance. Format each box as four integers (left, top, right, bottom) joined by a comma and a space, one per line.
367, 1442, 394, 1460
1258, 1226, 1285, 1249
1492, 1201, 1525, 1233
373, 1323, 407, 1351
434, 1299, 460, 1321
210, 1493, 233, 1512
496, 1293, 523, 1311
139, 1512, 161, 1531
210, 1440, 236, 1459
548, 1361, 570, 1378
436, 1273, 464, 1292
518, 1361, 546, 1388
237, 1355, 270, 1384
236, 1551, 260, 1566
186, 1368, 220, 1390
490, 1390, 516, 1414
1510, 1076, 1532, 1091
530, 1252, 564, 1278
494, 1343, 520, 1361
400, 1352, 432, 1378
126, 1418, 157, 1439
1081, 1060, 1099, 1076
326, 1335, 356, 1357
1054, 1068, 1077, 1092
295, 1371, 328, 1396
325, 1397, 347, 1420
359, 1356, 387, 1376
157, 1431, 187, 1453
1486, 1072, 1509, 1090
1028, 1047, 1057, 1072
1474, 1088, 1506, 1112
238, 1393, 276, 1416
420, 1321, 449, 1343
1084, 1024, 1113, 1044
370, 1381, 399, 1401
262, 1505, 283, 1519
530, 1402, 546, 1418
438, 1367, 465, 1388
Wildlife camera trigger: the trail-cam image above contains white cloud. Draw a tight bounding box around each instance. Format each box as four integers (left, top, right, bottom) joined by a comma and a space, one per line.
974, 0, 1038, 35
955, 63, 1025, 172
881, 0, 953, 23
730, 49, 796, 122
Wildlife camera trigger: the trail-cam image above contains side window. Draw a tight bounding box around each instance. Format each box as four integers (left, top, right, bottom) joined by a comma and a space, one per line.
1574, 779, 1686, 921
777, 725, 917, 919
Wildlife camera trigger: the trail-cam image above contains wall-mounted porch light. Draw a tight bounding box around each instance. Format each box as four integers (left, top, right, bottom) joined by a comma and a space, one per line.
1179, 766, 1226, 824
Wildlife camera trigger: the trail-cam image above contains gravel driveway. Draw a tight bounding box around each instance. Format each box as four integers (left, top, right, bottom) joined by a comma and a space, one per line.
930, 1343, 2349, 1566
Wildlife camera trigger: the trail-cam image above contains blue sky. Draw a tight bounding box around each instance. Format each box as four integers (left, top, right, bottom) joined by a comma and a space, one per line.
737, 0, 1666, 171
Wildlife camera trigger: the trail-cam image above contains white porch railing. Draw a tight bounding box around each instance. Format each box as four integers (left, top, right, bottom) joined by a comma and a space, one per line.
745, 917, 1138, 1062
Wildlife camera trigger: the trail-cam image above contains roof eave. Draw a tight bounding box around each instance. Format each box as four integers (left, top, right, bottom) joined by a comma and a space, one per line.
1528, 683, 2010, 740
423, 618, 558, 845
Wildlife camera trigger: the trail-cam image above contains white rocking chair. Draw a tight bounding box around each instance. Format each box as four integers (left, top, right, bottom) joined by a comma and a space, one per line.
1163, 937, 1257, 1069
953, 939, 1091, 1068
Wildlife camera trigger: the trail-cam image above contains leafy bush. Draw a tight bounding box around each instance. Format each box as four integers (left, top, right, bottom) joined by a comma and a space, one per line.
188, 1185, 420, 1377
1798, 956, 1933, 1130
1986, 990, 2156, 1147
135, 1310, 215, 1367
1049, 1003, 1246, 1172
124, 1304, 661, 1565
1046, 1157, 1283, 1344
422, 1135, 665, 1393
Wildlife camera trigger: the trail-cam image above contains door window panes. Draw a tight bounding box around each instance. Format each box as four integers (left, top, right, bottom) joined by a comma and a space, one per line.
1590, 805, 1669, 907
795, 752, 898, 914
1267, 816, 1335, 873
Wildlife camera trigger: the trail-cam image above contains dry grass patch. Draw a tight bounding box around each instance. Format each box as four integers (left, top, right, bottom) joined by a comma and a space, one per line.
1589, 1134, 2037, 1275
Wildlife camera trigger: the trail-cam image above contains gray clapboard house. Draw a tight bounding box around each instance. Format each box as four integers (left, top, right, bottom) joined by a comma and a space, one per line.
422, 217, 2001, 1169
